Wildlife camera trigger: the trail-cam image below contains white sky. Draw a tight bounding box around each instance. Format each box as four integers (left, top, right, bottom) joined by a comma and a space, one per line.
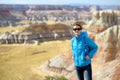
0, 0, 120, 5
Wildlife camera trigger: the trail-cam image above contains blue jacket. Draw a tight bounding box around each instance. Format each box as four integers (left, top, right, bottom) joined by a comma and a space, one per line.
71, 30, 98, 67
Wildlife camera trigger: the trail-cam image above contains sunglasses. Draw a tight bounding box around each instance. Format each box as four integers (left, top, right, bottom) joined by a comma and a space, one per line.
73, 28, 82, 31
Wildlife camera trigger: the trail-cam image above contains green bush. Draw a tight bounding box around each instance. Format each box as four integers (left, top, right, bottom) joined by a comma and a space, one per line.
44, 75, 68, 80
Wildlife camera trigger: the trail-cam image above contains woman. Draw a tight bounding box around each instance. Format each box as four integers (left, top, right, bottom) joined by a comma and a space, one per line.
71, 22, 98, 80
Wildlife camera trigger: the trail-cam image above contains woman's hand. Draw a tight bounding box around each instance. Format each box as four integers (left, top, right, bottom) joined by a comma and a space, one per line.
85, 55, 89, 60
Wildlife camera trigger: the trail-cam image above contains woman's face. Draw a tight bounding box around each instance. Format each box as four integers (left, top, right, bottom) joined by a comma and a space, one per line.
73, 26, 82, 37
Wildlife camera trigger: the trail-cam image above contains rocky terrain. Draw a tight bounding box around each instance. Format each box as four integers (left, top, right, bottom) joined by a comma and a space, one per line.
93, 25, 120, 80
41, 10, 120, 80
0, 23, 72, 44
0, 4, 120, 79
0, 4, 101, 27
89, 10, 120, 28
0, 4, 103, 44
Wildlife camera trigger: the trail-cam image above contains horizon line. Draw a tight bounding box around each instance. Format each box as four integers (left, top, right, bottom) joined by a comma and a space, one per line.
0, 3, 120, 6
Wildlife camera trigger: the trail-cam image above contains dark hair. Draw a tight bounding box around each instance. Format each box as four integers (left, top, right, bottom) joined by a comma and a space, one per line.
73, 21, 83, 29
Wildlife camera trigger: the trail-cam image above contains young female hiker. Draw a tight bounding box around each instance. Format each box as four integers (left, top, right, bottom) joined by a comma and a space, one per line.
71, 21, 98, 80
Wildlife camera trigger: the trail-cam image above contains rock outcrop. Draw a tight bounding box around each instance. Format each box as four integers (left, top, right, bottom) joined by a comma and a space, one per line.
94, 25, 120, 63
0, 23, 72, 44
41, 49, 76, 79
41, 25, 120, 80
93, 59, 120, 80
88, 10, 120, 28
92, 25, 120, 80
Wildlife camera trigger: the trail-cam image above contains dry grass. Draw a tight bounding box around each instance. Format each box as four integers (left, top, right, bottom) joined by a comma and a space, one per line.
0, 26, 27, 33
0, 40, 70, 80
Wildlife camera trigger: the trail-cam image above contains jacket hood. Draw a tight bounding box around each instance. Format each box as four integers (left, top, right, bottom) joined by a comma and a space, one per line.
77, 30, 88, 39
81, 30, 88, 37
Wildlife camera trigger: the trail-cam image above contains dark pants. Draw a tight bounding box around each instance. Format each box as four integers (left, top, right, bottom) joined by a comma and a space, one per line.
75, 64, 92, 80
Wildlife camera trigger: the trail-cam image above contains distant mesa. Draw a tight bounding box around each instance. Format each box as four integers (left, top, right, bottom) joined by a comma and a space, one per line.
0, 4, 101, 27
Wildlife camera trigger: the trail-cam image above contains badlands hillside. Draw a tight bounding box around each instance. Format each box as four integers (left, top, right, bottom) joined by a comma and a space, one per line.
0, 4, 120, 80
0, 4, 102, 27
41, 10, 120, 80
0, 23, 72, 44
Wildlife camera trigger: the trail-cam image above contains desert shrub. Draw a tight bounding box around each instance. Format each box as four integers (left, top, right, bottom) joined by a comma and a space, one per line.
44, 75, 68, 80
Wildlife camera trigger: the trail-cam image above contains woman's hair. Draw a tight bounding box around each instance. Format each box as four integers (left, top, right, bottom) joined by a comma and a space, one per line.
73, 21, 83, 29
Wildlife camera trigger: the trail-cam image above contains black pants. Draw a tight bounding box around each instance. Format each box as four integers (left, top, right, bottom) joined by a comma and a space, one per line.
75, 64, 92, 80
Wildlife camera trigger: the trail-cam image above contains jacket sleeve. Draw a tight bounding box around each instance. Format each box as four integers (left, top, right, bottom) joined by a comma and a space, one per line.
86, 37, 98, 58
71, 38, 74, 55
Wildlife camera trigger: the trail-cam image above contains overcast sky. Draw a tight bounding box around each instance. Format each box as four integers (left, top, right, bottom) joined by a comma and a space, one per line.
0, 0, 120, 5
